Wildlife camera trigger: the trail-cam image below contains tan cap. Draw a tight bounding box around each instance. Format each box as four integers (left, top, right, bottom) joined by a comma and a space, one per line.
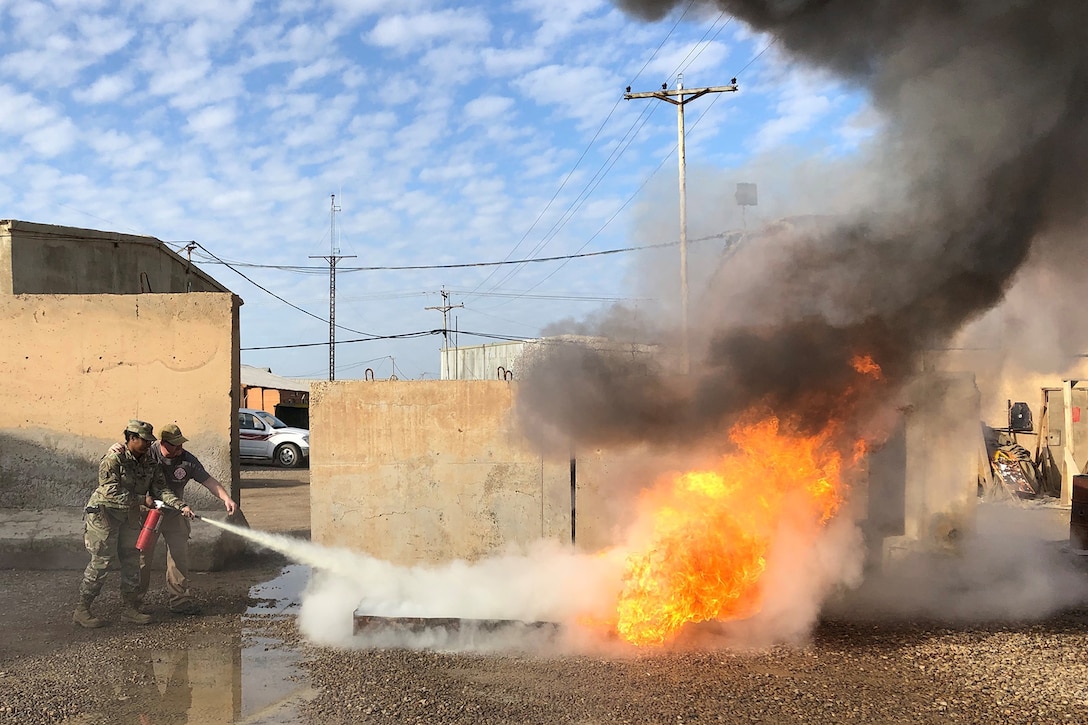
125, 420, 156, 441
160, 423, 188, 446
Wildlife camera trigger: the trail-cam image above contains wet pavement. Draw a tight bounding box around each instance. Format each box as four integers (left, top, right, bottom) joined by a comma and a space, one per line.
0, 562, 318, 725
0, 467, 316, 725
237, 565, 316, 724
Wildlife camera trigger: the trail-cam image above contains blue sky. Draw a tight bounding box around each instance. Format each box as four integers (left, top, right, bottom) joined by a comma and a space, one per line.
0, 0, 871, 380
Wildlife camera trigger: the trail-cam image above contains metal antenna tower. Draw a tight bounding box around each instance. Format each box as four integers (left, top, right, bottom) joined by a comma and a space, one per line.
309, 194, 355, 381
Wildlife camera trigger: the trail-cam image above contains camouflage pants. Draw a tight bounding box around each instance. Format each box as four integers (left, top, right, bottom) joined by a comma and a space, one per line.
137, 512, 194, 609
80, 505, 142, 598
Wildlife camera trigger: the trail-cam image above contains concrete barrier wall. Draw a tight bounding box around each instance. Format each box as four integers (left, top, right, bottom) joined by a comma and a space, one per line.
868, 372, 982, 564
0, 293, 239, 510
310, 380, 624, 565
310, 375, 986, 568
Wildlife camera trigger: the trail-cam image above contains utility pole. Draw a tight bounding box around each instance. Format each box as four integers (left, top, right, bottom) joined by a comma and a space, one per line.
425, 288, 464, 380
182, 242, 198, 292
625, 75, 738, 373
309, 194, 355, 381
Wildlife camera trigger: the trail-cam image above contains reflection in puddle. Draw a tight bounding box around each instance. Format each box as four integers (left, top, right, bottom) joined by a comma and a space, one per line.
100, 565, 315, 724
239, 566, 314, 723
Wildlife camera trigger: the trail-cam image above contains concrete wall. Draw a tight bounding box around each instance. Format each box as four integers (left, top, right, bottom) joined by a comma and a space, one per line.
311, 375, 983, 569
442, 337, 665, 381
0, 220, 229, 295
868, 372, 981, 563
0, 293, 240, 511
902, 373, 980, 542
440, 341, 527, 381
309, 380, 615, 565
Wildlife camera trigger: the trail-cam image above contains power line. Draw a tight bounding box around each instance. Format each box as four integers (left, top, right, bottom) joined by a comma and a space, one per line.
174, 230, 736, 272
671, 12, 731, 80
469, 104, 662, 300
476, 23, 765, 298
243, 330, 442, 351
500, 36, 775, 305
192, 241, 380, 337
241, 328, 535, 352
464, 0, 698, 302
449, 290, 651, 302
734, 35, 780, 77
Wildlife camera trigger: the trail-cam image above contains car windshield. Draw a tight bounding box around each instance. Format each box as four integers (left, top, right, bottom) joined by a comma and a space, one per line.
253, 411, 289, 429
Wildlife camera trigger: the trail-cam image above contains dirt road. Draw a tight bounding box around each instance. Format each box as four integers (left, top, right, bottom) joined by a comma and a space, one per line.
236, 463, 310, 538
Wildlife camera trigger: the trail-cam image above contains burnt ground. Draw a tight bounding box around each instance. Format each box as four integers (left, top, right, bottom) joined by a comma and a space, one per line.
2, 469, 1088, 724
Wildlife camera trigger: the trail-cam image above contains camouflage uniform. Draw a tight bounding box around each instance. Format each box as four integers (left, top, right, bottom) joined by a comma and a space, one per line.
79, 423, 187, 604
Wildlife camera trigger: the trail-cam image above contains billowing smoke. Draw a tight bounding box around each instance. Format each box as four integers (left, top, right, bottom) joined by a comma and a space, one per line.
518, 0, 1088, 449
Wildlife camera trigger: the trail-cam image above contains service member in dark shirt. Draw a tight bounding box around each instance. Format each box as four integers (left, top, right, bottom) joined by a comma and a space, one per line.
139, 422, 237, 615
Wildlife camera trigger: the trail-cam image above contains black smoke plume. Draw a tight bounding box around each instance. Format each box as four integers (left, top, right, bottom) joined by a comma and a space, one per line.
517, 0, 1088, 450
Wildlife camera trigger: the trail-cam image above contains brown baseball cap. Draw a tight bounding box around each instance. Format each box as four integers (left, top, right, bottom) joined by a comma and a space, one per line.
160, 423, 188, 446
125, 420, 156, 441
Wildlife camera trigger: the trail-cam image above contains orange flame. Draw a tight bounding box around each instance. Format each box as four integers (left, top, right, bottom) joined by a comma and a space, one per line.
611, 414, 864, 647
851, 354, 883, 379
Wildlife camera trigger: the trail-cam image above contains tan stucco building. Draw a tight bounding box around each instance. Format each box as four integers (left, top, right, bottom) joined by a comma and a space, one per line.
0, 219, 242, 568
0, 219, 227, 294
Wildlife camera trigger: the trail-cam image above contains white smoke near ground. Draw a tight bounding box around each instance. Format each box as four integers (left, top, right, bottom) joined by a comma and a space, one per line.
828, 503, 1088, 622
219, 489, 1087, 653
213, 513, 871, 653
297, 541, 627, 655
208, 518, 622, 652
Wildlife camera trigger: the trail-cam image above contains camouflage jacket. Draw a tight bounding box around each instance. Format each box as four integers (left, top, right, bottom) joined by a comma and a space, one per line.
89, 444, 186, 511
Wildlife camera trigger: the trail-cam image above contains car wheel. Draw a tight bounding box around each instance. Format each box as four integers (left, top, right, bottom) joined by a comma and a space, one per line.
275, 443, 302, 468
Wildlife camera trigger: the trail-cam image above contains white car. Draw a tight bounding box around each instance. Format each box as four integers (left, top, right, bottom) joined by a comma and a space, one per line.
238, 408, 310, 468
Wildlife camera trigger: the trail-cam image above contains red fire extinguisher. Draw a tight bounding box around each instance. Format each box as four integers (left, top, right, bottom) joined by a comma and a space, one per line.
136, 504, 164, 552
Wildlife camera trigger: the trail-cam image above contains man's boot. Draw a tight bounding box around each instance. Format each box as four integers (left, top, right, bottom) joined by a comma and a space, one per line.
73, 594, 105, 629
120, 595, 152, 625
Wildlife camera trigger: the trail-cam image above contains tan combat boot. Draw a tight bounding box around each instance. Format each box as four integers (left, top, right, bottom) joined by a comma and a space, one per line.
73, 594, 105, 629
120, 595, 152, 625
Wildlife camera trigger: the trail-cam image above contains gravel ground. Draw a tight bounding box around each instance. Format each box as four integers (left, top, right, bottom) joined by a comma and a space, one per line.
295, 616, 1088, 725
3, 553, 1088, 725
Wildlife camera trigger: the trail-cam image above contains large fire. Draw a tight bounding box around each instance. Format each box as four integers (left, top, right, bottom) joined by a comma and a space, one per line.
608, 357, 881, 647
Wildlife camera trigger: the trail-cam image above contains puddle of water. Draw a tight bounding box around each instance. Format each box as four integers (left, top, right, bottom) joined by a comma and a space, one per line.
238, 565, 315, 723
246, 564, 310, 616
87, 565, 317, 724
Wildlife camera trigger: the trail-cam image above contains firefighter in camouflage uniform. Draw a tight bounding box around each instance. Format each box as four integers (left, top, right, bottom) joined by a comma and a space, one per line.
74, 420, 193, 628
